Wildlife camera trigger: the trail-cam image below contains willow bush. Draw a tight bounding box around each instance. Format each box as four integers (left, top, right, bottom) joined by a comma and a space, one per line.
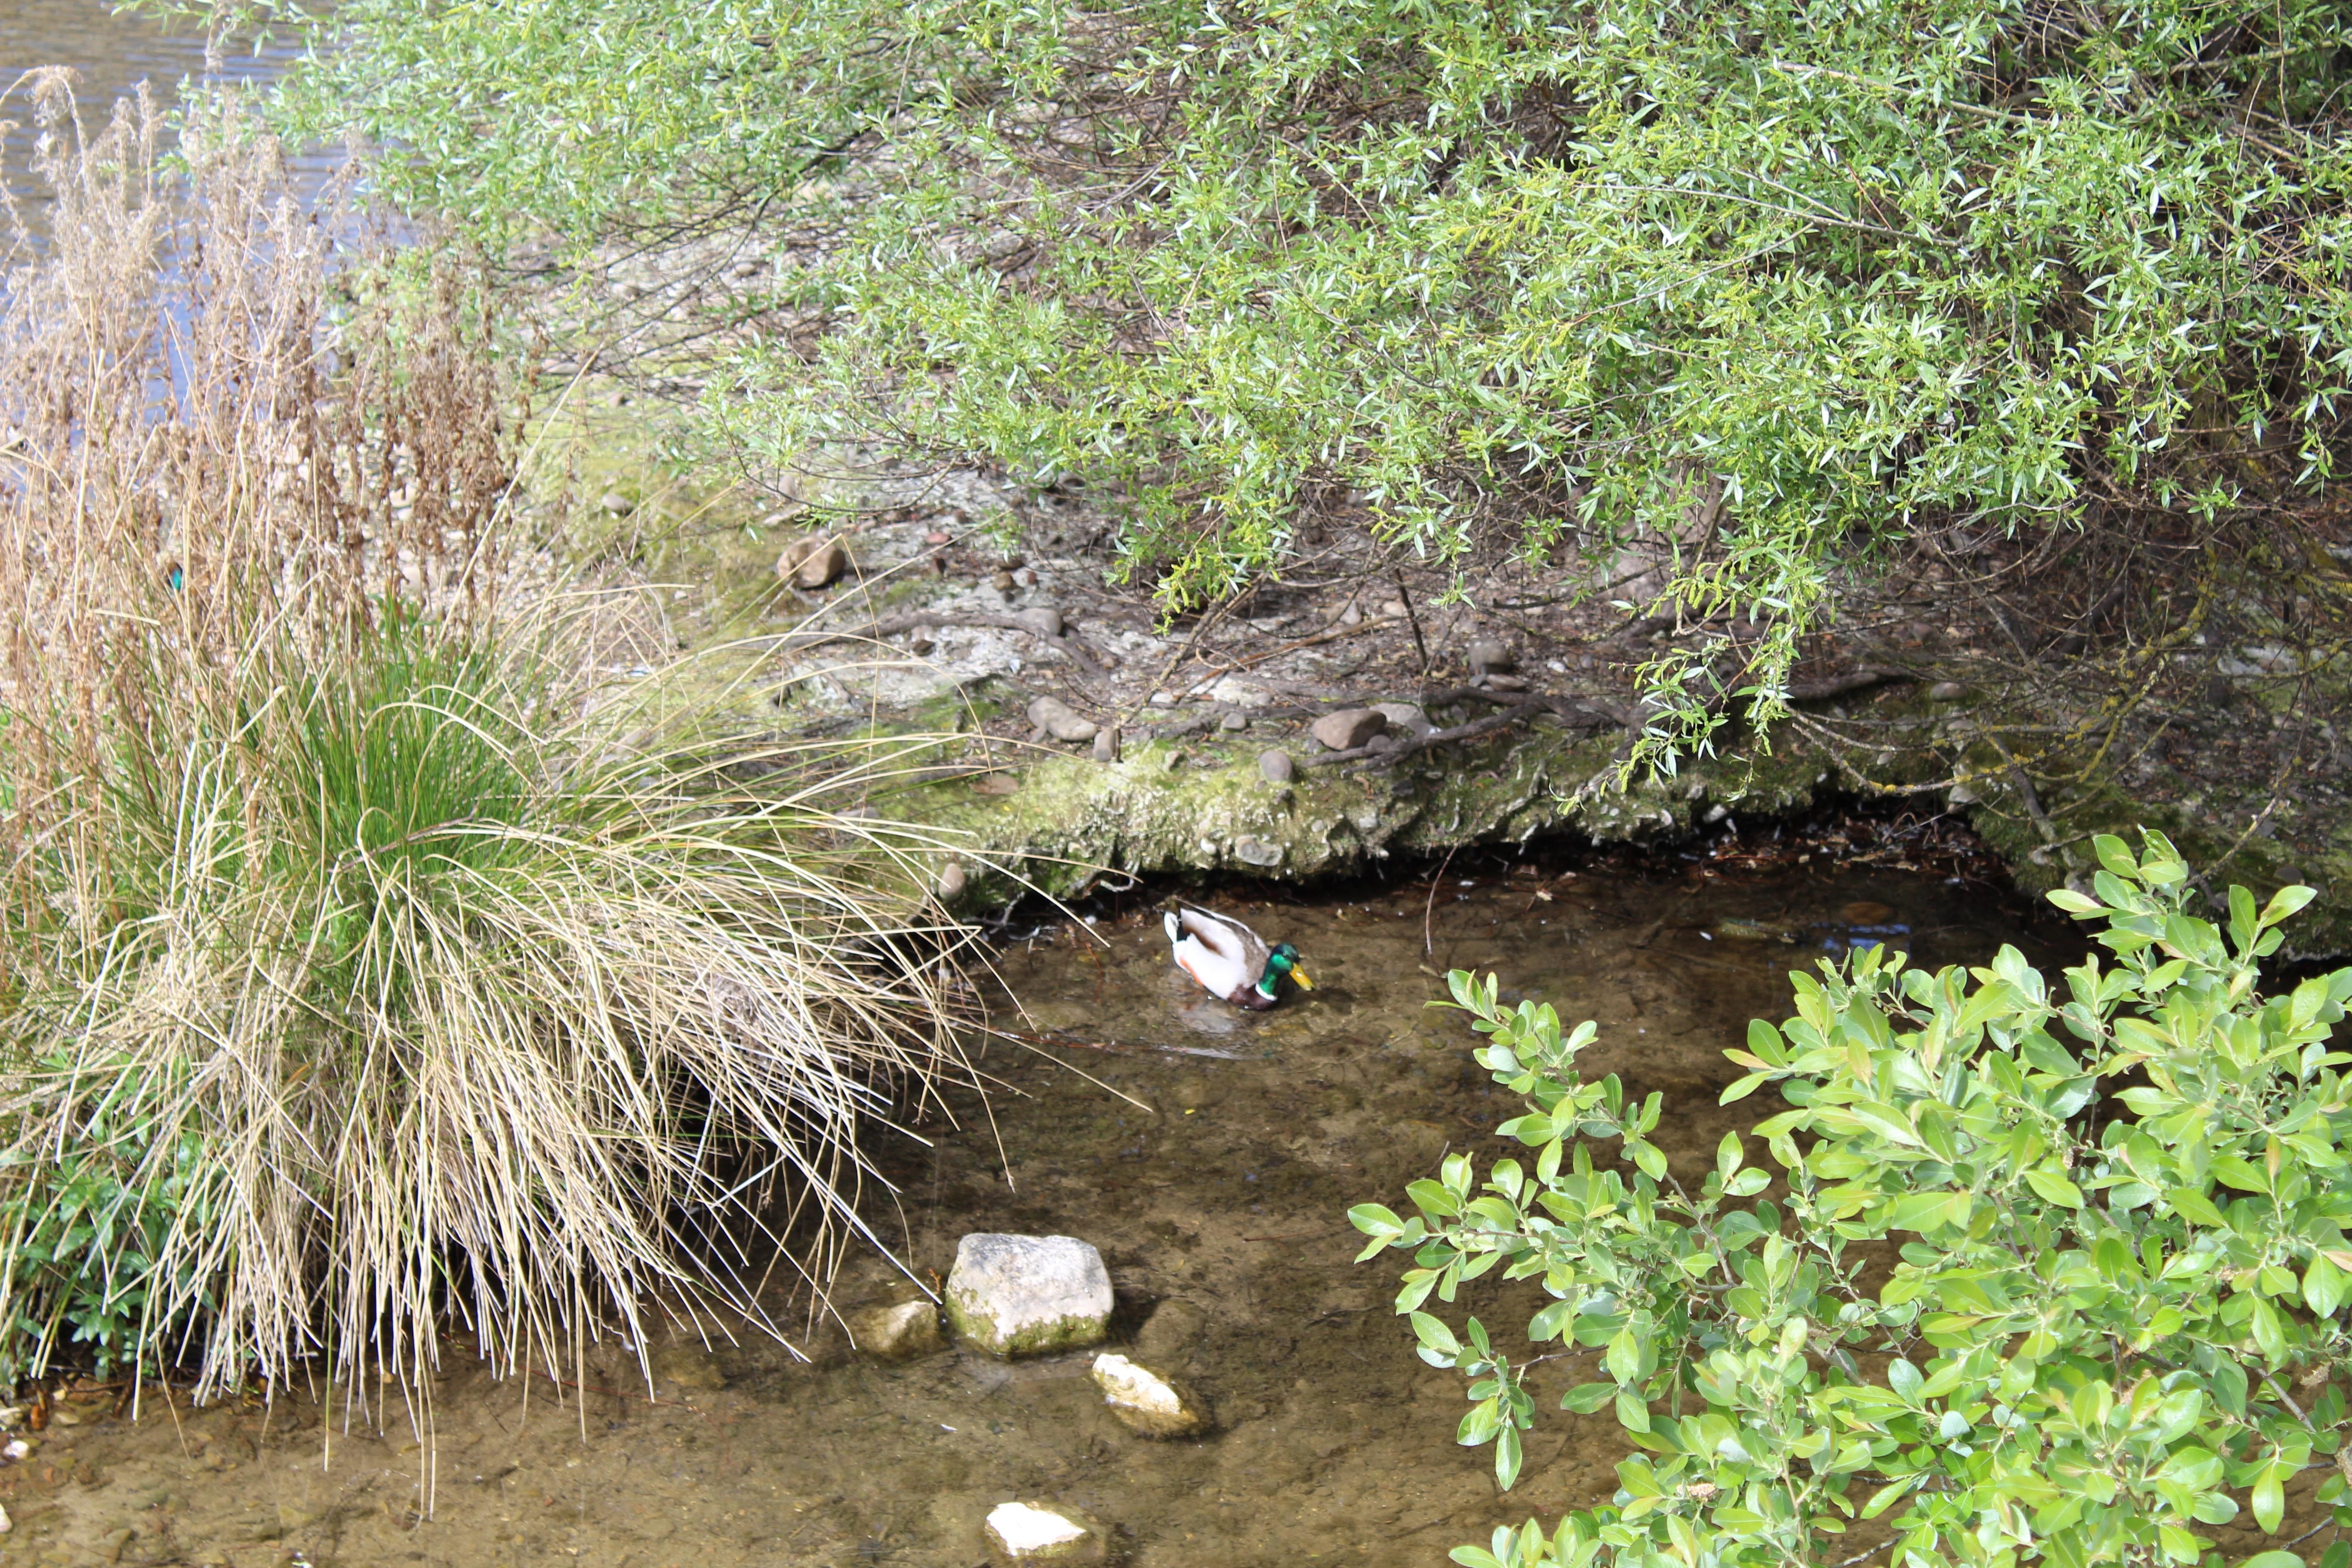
220, 0, 2352, 758
0, 83, 976, 1399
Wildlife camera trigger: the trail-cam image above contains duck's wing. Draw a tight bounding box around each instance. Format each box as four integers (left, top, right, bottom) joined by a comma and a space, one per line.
1177, 907, 1269, 975
1167, 910, 1252, 999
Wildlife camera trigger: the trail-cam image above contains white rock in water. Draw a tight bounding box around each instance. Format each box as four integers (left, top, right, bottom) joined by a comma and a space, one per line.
984, 1500, 1106, 1563
946, 1234, 1112, 1357
1090, 1352, 1211, 1438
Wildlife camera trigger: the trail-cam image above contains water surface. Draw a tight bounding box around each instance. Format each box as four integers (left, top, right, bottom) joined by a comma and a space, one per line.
7, 849, 2138, 1567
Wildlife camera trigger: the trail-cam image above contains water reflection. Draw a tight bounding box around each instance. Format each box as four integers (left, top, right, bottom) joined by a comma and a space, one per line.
1, 1, 314, 237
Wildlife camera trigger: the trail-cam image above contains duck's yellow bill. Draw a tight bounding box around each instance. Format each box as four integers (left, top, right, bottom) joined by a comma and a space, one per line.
1290, 969, 1315, 990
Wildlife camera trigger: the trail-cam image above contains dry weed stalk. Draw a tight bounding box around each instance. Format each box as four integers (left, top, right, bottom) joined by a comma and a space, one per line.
0, 81, 980, 1410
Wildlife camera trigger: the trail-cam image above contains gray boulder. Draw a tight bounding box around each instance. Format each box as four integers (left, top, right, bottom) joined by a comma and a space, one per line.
1258, 749, 1295, 783
946, 1234, 1113, 1357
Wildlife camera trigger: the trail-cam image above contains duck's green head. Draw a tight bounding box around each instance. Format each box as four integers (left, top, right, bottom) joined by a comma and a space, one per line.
1258, 942, 1314, 996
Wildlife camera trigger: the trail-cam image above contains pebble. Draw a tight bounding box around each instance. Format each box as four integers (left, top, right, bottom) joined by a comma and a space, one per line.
1091, 1352, 1211, 1438
1027, 696, 1099, 744
1928, 680, 1968, 701
993, 571, 1018, 595
946, 1234, 1114, 1357
1840, 901, 1896, 925
0, 1500, 12, 1532
1233, 837, 1284, 867
1147, 691, 1176, 706
1218, 711, 1248, 731
599, 489, 634, 515
775, 535, 850, 589
1092, 727, 1121, 763
1468, 637, 1514, 675
1258, 749, 1295, 783
1379, 599, 1407, 617
1372, 702, 1432, 738
984, 1500, 1107, 1564
1310, 708, 1388, 751
848, 1299, 947, 1361
938, 861, 968, 900
1012, 606, 1064, 638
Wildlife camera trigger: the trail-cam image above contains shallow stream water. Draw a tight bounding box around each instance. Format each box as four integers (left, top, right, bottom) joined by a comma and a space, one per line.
4, 849, 2116, 1568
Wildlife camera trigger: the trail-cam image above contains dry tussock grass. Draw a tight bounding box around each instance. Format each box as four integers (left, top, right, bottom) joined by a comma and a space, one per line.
0, 79, 978, 1410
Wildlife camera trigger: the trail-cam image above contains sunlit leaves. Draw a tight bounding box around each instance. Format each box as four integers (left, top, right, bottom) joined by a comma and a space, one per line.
1358, 831, 2352, 1566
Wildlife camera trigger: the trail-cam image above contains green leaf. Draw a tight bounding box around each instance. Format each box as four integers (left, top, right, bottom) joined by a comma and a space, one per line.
1495, 1423, 1523, 1489
2238, 1555, 2303, 1568
2305, 1253, 2347, 1318
2259, 886, 2318, 927
1629, 1141, 1668, 1181
2023, 1166, 2085, 1208
1615, 1386, 1650, 1433
2252, 1473, 2286, 1534
1561, 1382, 1615, 1414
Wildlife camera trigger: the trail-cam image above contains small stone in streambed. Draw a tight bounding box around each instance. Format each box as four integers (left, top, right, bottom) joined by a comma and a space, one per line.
1092, 726, 1121, 763
1928, 680, 1968, 701
946, 1234, 1113, 1357
1091, 1352, 1212, 1438
599, 489, 634, 515
1310, 707, 1387, 751
937, 860, 968, 901
1218, 710, 1248, 730
1258, 749, 1295, 783
1468, 637, 1514, 676
992, 570, 1018, 595
984, 1501, 1107, 1564
1840, 900, 1896, 925
1012, 606, 1064, 638
1372, 702, 1432, 738
1026, 696, 1099, 744
848, 1299, 946, 1361
775, 534, 850, 589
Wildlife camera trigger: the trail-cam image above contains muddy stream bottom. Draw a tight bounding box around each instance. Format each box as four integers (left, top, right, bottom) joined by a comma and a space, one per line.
7, 858, 2068, 1567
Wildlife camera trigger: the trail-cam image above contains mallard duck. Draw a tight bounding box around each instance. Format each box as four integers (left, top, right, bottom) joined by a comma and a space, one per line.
1163, 907, 1313, 1010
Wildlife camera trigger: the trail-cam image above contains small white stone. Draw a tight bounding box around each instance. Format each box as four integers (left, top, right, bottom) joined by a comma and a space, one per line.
1091, 1352, 1212, 1438
984, 1500, 1105, 1563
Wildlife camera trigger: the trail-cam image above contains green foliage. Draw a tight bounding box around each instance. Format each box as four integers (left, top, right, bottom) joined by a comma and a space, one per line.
252, 0, 2352, 758
1351, 832, 2352, 1567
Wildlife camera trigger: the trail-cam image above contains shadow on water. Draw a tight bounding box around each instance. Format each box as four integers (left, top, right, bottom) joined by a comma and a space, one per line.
11, 828, 2092, 1566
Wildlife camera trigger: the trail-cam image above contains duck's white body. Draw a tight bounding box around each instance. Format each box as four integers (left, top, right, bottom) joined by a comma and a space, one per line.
1164, 907, 1308, 1009
1165, 908, 1263, 1000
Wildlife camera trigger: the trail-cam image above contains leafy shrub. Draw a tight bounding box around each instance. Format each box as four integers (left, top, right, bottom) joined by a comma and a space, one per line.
1352, 833, 2352, 1568
246, 0, 2352, 755
0, 84, 976, 1397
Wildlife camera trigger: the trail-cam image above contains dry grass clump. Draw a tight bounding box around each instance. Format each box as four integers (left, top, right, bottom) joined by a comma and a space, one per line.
0, 79, 976, 1404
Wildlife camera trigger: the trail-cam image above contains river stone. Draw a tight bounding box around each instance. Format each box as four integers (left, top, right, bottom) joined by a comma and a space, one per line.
1218, 710, 1248, 731
946, 1234, 1113, 1357
1013, 606, 1065, 638
776, 535, 850, 588
937, 860, 968, 901
848, 1299, 946, 1361
599, 489, 634, 515
1233, 837, 1283, 868
1310, 708, 1387, 751
650, 1342, 726, 1392
1026, 696, 1099, 744
1090, 1352, 1211, 1438
1928, 680, 1968, 701
1092, 726, 1121, 763
983, 1501, 1107, 1564
1258, 749, 1295, 783
1468, 637, 1515, 676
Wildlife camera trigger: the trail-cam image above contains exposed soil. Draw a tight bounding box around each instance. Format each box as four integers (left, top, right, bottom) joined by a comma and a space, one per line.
5, 845, 2109, 1568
